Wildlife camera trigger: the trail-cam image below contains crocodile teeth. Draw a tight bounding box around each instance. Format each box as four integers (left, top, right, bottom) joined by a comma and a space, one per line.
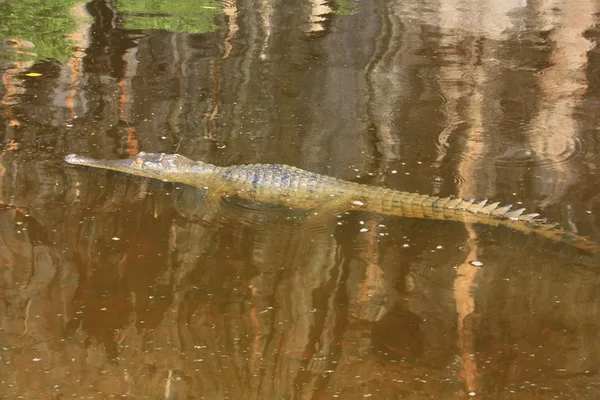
479, 201, 501, 214
504, 208, 526, 220
492, 204, 513, 216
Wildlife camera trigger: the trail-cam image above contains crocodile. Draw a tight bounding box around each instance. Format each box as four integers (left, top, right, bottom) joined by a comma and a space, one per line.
65, 152, 600, 254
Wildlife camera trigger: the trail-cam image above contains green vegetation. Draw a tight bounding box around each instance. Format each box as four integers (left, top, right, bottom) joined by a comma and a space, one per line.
334, 0, 357, 16
0, 0, 83, 61
0, 0, 222, 62
116, 0, 223, 33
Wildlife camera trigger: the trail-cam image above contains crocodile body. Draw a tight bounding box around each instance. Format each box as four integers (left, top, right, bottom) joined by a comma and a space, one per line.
65, 152, 599, 253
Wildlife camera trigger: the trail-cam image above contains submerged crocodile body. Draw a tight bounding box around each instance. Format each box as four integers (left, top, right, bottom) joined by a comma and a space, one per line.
65, 152, 599, 253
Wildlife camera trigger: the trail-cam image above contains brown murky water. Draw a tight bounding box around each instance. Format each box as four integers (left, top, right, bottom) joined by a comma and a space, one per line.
1, 0, 600, 398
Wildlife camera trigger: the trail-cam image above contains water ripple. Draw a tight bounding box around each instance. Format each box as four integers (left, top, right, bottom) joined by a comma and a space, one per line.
495, 130, 596, 171
206, 198, 335, 241
204, 150, 244, 166
437, 125, 597, 190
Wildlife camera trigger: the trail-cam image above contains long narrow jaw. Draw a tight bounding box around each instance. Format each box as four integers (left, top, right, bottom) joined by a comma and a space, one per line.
65, 152, 184, 182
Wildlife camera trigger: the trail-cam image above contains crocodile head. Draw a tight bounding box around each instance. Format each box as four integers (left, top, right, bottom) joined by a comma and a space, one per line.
65, 152, 203, 182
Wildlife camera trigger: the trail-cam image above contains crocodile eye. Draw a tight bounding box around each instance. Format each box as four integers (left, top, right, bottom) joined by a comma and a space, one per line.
132, 158, 144, 168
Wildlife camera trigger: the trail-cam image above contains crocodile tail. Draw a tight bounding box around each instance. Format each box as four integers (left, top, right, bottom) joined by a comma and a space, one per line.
361, 190, 599, 254
501, 219, 600, 254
